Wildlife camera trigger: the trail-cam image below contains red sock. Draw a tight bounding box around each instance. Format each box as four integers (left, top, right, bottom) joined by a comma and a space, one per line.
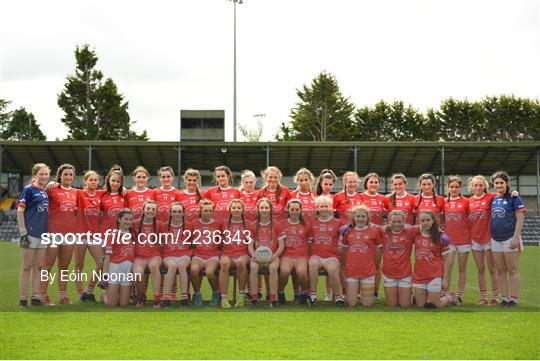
251, 293, 258, 301
270, 293, 277, 302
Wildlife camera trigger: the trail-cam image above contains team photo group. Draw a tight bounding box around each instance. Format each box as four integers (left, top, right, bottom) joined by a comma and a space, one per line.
17, 162, 527, 310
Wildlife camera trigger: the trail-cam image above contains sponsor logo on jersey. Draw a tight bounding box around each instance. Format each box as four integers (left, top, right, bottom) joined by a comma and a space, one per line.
84, 207, 101, 216
350, 242, 368, 253
492, 208, 506, 218
416, 249, 433, 260
314, 234, 332, 245
386, 242, 405, 255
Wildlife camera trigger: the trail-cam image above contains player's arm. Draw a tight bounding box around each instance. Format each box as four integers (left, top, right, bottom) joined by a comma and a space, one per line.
273, 236, 285, 261
247, 231, 256, 260
16, 205, 30, 248
440, 233, 452, 291
512, 211, 525, 249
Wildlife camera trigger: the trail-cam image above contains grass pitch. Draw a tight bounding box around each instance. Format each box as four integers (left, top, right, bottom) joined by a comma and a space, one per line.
1, 242, 539, 360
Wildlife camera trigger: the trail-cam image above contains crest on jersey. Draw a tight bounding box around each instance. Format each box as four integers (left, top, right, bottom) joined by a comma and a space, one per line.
416, 249, 433, 260
314, 234, 332, 245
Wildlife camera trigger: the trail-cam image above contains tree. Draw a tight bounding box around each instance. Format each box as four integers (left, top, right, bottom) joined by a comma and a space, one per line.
239, 116, 263, 142
275, 122, 292, 141
284, 71, 356, 141
482, 95, 540, 141
428, 98, 486, 141
57, 44, 148, 140
353, 100, 433, 141
1, 107, 46, 140
0, 99, 12, 135
430, 95, 540, 141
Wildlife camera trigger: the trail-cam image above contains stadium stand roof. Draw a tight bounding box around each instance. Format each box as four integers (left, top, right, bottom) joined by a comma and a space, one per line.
1, 140, 539, 177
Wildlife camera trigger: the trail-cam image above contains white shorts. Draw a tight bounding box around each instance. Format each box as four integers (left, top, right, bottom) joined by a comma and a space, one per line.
164, 256, 191, 266
192, 256, 219, 265
383, 275, 412, 288
108, 260, 133, 286
413, 277, 442, 293
345, 275, 375, 284
311, 256, 339, 265
471, 240, 491, 251
449, 244, 471, 254
28, 235, 48, 249
491, 236, 524, 253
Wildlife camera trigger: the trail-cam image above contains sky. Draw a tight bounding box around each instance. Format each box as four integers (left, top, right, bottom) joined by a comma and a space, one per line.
1, 0, 539, 141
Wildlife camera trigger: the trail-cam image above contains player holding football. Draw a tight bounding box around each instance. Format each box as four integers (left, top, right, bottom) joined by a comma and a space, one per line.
247, 198, 284, 308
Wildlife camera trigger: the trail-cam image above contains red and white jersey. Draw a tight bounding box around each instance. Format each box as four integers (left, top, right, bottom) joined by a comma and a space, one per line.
133, 219, 161, 259
289, 190, 317, 221
247, 220, 281, 253
100, 192, 125, 233
159, 221, 192, 258
154, 187, 183, 223
279, 219, 309, 259
468, 193, 496, 245
333, 191, 364, 222
359, 192, 391, 225
319, 193, 334, 201
380, 227, 418, 279
221, 219, 250, 258
413, 232, 451, 284
240, 191, 258, 222
47, 186, 78, 234
105, 231, 136, 264
256, 186, 291, 222
191, 218, 222, 259
386, 192, 416, 225
413, 194, 445, 225
178, 190, 203, 222
125, 188, 156, 221
444, 196, 471, 246
76, 189, 102, 234
308, 217, 343, 259
341, 226, 382, 279
204, 186, 241, 221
